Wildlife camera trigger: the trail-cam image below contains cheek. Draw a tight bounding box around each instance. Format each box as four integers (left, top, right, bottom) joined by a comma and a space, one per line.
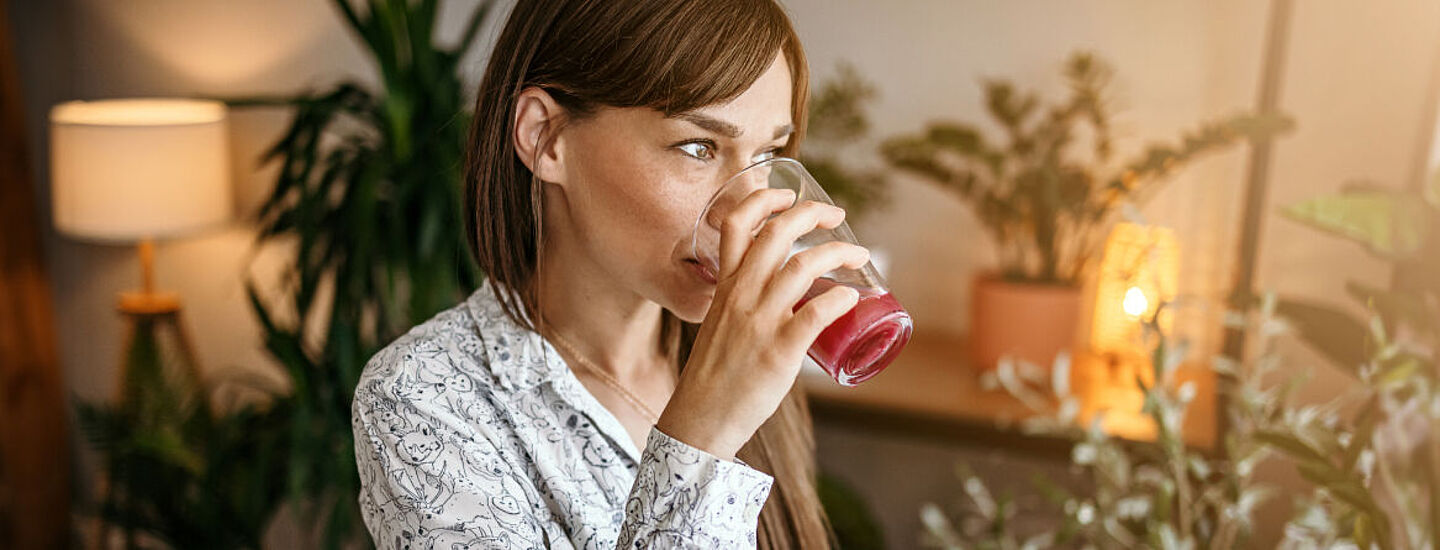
570, 167, 685, 268
592, 162, 711, 242
647, 170, 713, 235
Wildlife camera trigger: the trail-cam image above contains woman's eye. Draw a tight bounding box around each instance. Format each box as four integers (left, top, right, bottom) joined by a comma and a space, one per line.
753, 148, 779, 163
678, 141, 715, 160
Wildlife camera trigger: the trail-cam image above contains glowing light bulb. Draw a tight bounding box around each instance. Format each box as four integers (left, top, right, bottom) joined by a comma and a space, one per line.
1123, 286, 1149, 318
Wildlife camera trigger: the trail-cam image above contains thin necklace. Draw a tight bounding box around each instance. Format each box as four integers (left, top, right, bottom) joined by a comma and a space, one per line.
543, 325, 667, 424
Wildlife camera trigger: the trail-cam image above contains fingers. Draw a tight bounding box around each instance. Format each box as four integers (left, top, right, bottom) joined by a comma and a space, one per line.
718, 189, 796, 278
781, 284, 861, 346
763, 241, 870, 312
734, 200, 846, 285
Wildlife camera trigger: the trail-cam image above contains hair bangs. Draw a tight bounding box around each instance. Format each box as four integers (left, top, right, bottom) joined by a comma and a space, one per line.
635, 1, 792, 116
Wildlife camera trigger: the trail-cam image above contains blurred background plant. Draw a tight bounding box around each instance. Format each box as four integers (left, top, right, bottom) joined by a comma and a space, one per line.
1263, 171, 1440, 549
801, 62, 890, 223
236, 0, 492, 547
880, 51, 1292, 286
73, 345, 288, 550
819, 472, 887, 550
74, 1, 494, 547
918, 288, 1276, 549
918, 171, 1440, 549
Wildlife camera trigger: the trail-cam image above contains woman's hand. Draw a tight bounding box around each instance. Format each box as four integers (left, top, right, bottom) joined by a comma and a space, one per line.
657, 188, 869, 460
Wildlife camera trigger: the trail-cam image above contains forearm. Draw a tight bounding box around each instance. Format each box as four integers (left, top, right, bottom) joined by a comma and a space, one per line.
617, 427, 773, 548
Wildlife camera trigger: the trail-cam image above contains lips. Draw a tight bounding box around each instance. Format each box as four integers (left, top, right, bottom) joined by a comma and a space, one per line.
684, 258, 717, 285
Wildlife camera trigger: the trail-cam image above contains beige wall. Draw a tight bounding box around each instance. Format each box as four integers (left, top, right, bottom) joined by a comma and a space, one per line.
11, 0, 1440, 546
789, 1, 1242, 351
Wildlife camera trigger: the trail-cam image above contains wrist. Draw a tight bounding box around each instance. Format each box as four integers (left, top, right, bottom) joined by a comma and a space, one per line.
655, 406, 750, 461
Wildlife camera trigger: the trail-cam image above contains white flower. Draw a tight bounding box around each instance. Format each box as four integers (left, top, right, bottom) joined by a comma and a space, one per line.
1116, 496, 1151, 519
1178, 381, 1196, 403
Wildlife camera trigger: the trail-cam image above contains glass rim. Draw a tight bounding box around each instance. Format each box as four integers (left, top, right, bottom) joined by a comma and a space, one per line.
702, 155, 807, 212
691, 156, 810, 261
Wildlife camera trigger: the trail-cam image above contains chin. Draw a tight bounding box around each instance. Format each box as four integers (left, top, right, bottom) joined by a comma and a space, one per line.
669, 295, 711, 324
660, 262, 716, 323
663, 285, 713, 324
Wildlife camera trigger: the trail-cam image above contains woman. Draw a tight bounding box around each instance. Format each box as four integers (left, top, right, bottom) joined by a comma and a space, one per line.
352, 0, 869, 547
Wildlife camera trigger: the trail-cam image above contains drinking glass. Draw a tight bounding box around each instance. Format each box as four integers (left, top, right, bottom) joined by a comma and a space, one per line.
692, 157, 912, 386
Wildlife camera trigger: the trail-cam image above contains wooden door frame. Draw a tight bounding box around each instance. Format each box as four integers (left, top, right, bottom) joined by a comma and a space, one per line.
0, 1, 71, 548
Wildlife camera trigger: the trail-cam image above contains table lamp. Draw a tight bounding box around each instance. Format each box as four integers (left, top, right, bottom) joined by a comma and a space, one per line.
49, 98, 231, 401
1091, 222, 1180, 361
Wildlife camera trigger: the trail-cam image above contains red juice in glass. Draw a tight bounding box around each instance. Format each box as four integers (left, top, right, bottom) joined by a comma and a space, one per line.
794, 278, 913, 386
693, 157, 915, 385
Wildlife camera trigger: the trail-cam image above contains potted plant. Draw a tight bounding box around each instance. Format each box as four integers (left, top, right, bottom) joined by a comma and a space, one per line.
240, 0, 492, 546
920, 172, 1440, 549
880, 52, 1290, 370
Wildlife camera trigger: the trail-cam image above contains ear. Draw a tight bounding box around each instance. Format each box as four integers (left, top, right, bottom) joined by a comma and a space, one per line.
513, 87, 568, 185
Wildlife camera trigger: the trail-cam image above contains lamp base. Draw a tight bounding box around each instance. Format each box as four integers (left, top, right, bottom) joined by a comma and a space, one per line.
100, 289, 201, 550
117, 290, 181, 315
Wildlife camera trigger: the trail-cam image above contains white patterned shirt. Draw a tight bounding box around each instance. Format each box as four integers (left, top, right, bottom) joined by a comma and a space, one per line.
352, 281, 774, 549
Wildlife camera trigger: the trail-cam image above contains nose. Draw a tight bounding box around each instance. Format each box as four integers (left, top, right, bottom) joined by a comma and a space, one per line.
731, 161, 771, 195
703, 160, 773, 230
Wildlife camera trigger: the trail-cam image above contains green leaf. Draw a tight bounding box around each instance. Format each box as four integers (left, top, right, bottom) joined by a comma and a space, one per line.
1340, 397, 1378, 471
1375, 353, 1426, 387
1294, 462, 1392, 549
1280, 187, 1431, 259
806, 62, 878, 143
330, 0, 375, 52
928, 124, 993, 158
1255, 429, 1332, 466
1275, 298, 1370, 375
1354, 514, 1374, 549
819, 473, 886, 550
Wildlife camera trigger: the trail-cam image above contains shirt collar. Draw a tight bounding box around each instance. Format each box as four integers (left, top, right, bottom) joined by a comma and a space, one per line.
464, 279, 569, 394
464, 279, 646, 463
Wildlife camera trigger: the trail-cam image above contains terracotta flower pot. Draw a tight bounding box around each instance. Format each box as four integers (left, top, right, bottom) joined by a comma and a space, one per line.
969, 275, 1082, 371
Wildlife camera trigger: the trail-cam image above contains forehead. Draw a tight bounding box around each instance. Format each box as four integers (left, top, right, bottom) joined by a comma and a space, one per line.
673, 52, 793, 135
573, 53, 793, 137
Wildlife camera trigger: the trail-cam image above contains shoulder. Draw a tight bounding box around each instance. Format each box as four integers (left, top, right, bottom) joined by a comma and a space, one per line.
352, 282, 552, 415
353, 299, 494, 414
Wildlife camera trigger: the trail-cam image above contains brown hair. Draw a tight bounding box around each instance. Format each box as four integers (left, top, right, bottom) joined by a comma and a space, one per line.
462, 0, 827, 548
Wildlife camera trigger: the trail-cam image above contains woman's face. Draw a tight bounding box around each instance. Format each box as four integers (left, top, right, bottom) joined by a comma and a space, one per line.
551, 53, 794, 323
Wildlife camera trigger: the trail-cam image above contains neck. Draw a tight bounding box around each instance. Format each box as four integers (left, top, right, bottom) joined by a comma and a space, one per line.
535, 232, 667, 380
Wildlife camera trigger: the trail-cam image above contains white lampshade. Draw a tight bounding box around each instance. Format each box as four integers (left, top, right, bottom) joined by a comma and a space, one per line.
49, 98, 232, 242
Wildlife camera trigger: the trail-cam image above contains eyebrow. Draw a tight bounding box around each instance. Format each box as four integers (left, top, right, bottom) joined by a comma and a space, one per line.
673, 112, 794, 141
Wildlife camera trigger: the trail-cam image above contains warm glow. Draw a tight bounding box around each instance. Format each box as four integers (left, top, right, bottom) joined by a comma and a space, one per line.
89, 1, 351, 92
50, 98, 232, 243
1091, 223, 1180, 353
50, 98, 225, 126
1122, 286, 1149, 318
